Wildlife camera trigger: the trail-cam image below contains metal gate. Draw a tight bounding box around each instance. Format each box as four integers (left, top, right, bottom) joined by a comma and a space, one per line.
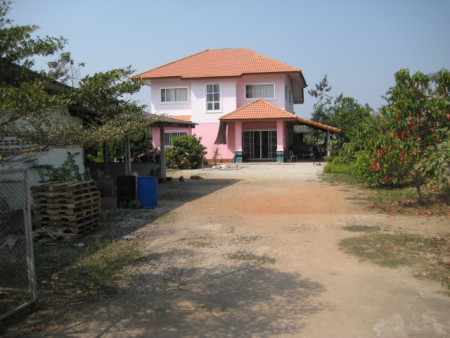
0, 169, 36, 320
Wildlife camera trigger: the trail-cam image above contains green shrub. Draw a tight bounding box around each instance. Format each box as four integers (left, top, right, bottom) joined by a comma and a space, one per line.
352, 151, 380, 187
166, 134, 207, 169
41, 151, 82, 182
324, 162, 354, 174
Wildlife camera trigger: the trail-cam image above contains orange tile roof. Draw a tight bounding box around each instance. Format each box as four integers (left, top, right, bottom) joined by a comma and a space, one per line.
134, 48, 302, 79
220, 99, 297, 120
220, 99, 341, 133
168, 115, 192, 122
296, 117, 341, 133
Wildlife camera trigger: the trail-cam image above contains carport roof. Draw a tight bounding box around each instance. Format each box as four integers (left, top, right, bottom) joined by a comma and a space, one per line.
149, 114, 196, 128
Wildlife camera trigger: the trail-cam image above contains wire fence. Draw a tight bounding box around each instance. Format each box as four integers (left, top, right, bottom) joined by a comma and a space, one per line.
0, 169, 36, 321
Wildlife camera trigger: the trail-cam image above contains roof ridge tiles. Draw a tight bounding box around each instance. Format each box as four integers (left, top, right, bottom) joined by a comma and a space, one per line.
245, 48, 301, 72
132, 49, 211, 79
133, 48, 302, 79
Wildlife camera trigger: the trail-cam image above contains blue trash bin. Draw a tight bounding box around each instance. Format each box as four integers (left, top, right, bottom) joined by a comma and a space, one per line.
137, 176, 157, 208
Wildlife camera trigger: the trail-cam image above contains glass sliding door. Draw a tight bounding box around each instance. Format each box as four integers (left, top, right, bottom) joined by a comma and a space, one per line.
243, 130, 277, 160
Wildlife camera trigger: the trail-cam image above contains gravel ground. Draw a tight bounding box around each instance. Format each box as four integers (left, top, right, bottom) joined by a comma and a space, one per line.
3, 163, 450, 337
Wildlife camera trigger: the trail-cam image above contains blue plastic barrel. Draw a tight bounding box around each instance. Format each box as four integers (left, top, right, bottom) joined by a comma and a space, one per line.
137, 176, 157, 208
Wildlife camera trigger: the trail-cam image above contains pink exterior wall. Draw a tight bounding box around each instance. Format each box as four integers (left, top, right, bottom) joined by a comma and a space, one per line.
236, 74, 288, 110
148, 73, 296, 161
150, 79, 192, 116
151, 126, 192, 148
242, 121, 276, 130
190, 79, 237, 123
190, 122, 236, 162
152, 124, 236, 162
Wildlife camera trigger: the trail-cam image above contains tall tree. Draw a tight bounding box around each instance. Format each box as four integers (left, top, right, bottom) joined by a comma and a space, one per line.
328, 95, 373, 151
308, 74, 333, 123
308, 75, 373, 155
0, 0, 149, 154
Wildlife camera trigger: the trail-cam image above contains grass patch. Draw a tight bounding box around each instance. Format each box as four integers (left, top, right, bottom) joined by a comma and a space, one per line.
368, 186, 417, 204
320, 172, 359, 186
234, 235, 261, 244
367, 185, 450, 216
322, 171, 449, 216
61, 237, 141, 293
323, 162, 354, 174
343, 225, 381, 233
340, 232, 450, 291
178, 236, 214, 248
189, 241, 213, 248
227, 251, 276, 265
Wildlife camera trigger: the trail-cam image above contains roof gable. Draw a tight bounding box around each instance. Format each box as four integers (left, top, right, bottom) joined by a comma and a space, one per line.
220, 99, 297, 121
134, 48, 302, 80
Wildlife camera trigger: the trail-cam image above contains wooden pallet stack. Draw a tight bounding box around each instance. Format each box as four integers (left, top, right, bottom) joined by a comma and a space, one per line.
31, 181, 101, 241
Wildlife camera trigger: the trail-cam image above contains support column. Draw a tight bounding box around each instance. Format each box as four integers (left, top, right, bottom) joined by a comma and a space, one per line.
276, 120, 285, 163
234, 121, 243, 163
124, 134, 131, 175
102, 142, 109, 177
159, 126, 166, 179
326, 130, 330, 158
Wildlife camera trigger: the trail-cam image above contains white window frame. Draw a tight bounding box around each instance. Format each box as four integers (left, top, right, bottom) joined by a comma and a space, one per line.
160, 87, 188, 104
245, 83, 276, 100
206, 83, 221, 112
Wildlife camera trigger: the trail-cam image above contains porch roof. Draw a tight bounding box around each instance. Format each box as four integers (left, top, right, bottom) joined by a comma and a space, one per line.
220, 99, 297, 121
295, 117, 341, 133
220, 99, 341, 133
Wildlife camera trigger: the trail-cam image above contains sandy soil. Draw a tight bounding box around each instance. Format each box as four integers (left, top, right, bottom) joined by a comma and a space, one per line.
3, 163, 450, 337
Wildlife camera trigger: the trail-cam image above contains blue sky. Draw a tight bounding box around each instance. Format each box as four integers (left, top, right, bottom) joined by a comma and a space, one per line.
9, 0, 450, 118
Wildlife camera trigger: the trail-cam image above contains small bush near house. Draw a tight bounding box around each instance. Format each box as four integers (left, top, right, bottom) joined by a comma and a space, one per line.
40, 151, 82, 182
166, 134, 207, 169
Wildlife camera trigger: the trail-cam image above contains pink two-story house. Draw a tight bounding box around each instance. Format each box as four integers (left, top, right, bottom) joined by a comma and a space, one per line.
134, 48, 339, 163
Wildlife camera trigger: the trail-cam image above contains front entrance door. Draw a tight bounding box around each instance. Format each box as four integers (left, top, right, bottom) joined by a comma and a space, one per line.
243, 130, 277, 160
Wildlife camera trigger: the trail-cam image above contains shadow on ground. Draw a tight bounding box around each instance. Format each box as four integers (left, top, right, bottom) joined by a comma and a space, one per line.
15, 259, 328, 337
0, 178, 242, 333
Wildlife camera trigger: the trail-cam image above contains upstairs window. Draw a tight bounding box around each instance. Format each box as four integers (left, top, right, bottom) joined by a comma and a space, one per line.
206, 84, 221, 111
161, 87, 188, 103
245, 84, 275, 99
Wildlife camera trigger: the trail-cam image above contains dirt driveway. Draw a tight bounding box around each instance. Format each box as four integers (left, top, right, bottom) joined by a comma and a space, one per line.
4, 163, 450, 337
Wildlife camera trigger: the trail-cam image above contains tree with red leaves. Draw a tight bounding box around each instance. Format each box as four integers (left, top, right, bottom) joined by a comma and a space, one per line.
371, 69, 449, 200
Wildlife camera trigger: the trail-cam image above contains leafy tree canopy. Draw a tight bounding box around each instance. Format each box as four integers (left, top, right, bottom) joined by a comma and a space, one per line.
0, 0, 150, 155
308, 75, 374, 154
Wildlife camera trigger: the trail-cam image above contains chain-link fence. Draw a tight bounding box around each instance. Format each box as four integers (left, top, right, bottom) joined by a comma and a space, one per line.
0, 169, 36, 320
